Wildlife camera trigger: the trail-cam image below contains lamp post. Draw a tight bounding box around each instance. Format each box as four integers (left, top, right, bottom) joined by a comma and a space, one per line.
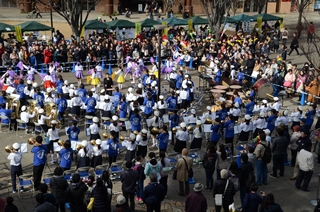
154, 25, 166, 101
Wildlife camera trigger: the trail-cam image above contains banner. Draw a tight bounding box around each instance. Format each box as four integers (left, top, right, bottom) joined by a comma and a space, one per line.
188, 20, 193, 31
257, 17, 262, 34
15, 26, 22, 43
162, 22, 168, 36
135, 22, 141, 37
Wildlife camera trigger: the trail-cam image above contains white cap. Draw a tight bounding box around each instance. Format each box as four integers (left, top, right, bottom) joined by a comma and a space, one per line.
33, 82, 38, 87
207, 106, 212, 111
64, 80, 69, 85
128, 87, 133, 92
95, 139, 102, 145
262, 100, 268, 104
298, 106, 303, 111
231, 65, 235, 68
234, 102, 239, 108
47, 88, 52, 93
273, 97, 279, 101
141, 129, 148, 134
245, 114, 251, 120
70, 84, 75, 89
180, 122, 187, 128
38, 108, 44, 114
154, 110, 160, 116
284, 110, 289, 116
151, 81, 157, 87
132, 96, 137, 101
74, 90, 78, 95
182, 85, 187, 89
105, 95, 110, 100
184, 75, 188, 78
260, 112, 265, 117
138, 83, 143, 88
51, 120, 58, 124
93, 117, 99, 122
176, 90, 180, 94
112, 115, 118, 121
196, 120, 202, 125
91, 88, 96, 92
81, 140, 88, 147
159, 95, 164, 100
264, 129, 271, 135
12, 143, 20, 149
100, 89, 105, 93
191, 109, 196, 114
116, 195, 126, 205
21, 106, 26, 111
27, 80, 32, 84
129, 133, 136, 140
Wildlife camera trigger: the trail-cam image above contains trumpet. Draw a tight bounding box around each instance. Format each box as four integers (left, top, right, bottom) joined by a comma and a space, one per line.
102, 133, 109, 138
172, 127, 178, 133
119, 136, 125, 141
58, 140, 65, 146
76, 144, 84, 150
5, 145, 13, 153
187, 126, 194, 133
133, 130, 139, 135
90, 140, 96, 146
27, 137, 36, 145
205, 118, 213, 123
151, 127, 159, 134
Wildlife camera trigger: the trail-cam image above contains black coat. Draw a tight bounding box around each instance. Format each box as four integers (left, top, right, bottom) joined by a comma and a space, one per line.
49, 175, 69, 204
91, 185, 111, 212
66, 181, 88, 212
290, 37, 299, 49
272, 136, 289, 155
213, 179, 236, 205
240, 162, 254, 187
120, 169, 139, 193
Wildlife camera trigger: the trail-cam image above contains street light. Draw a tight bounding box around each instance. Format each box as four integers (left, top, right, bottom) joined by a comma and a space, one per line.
154, 25, 166, 101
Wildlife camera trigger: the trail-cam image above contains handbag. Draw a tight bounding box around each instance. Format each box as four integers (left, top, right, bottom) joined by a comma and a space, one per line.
172, 170, 177, 180
214, 180, 229, 206
87, 197, 94, 210
182, 157, 193, 178
283, 81, 292, 87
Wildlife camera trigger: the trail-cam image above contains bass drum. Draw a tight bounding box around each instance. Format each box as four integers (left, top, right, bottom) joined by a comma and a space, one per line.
253, 79, 274, 99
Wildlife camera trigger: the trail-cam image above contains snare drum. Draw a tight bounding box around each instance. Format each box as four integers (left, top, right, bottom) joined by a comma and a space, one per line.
253, 79, 274, 99
226, 92, 234, 101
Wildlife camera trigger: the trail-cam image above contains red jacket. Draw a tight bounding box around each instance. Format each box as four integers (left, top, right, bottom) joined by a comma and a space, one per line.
43, 49, 52, 63
308, 24, 315, 34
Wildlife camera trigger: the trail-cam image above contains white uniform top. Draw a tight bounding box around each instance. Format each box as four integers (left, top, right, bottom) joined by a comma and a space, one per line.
69, 88, 75, 97
253, 118, 266, 129
271, 102, 281, 112
75, 65, 83, 71
122, 140, 136, 151
89, 123, 100, 134
188, 115, 197, 124
92, 146, 103, 156
151, 117, 163, 128
193, 127, 203, 138
95, 65, 102, 72
71, 97, 82, 106
109, 123, 120, 132
180, 90, 189, 100
136, 134, 149, 146
230, 69, 236, 80
177, 96, 182, 104
62, 85, 69, 94
43, 75, 53, 82
78, 146, 91, 157
176, 130, 188, 141
102, 102, 113, 111
240, 122, 253, 132
169, 72, 177, 79
48, 128, 59, 140
24, 87, 32, 97
7, 152, 22, 166
230, 108, 241, 117
45, 96, 55, 103
202, 112, 216, 121
93, 93, 100, 101
126, 93, 134, 102
20, 111, 35, 123
291, 112, 302, 122
182, 79, 188, 88
38, 114, 51, 125
157, 101, 168, 109
276, 116, 290, 126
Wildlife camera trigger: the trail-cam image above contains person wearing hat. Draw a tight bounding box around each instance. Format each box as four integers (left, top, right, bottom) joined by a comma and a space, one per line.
77, 140, 91, 168
143, 92, 155, 119
142, 173, 165, 212
69, 84, 75, 99
103, 73, 114, 95
266, 109, 277, 134
101, 95, 113, 118
244, 97, 255, 116
136, 129, 149, 158
70, 90, 82, 117
58, 140, 73, 171
174, 122, 188, 153
155, 125, 169, 153
190, 120, 203, 149
185, 183, 207, 212
37, 108, 51, 132
157, 95, 168, 118
91, 138, 103, 168
20, 105, 36, 132
89, 117, 101, 140
271, 97, 281, 112
128, 95, 139, 118
44, 88, 55, 103
56, 93, 68, 125
291, 106, 303, 130
47, 120, 60, 164
239, 115, 253, 143
31, 136, 48, 190
7, 142, 23, 193
43, 71, 56, 89
113, 194, 131, 211
253, 112, 267, 138
61, 79, 70, 99
169, 67, 177, 90
187, 109, 198, 126
230, 102, 241, 121
84, 91, 97, 116
24, 80, 34, 100
122, 133, 137, 163
180, 85, 189, 110
109, 115, 120, 139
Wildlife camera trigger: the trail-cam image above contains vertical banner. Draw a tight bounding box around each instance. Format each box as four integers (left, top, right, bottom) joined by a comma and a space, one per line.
188, 20, 193, 31
135, 22, 141, 37
80, 27, 84, 37
280, 16, 284, 29
162, 22, 168, 36
15, 26, 22, 43
257, 17, 262, 34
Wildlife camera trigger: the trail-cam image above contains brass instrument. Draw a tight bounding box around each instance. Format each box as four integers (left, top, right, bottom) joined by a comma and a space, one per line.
133, 130, 139, 135
44, 102, 57, 125
5, 145, 13, 153
7, 95, 20, 119
27, 137, 36, 145
172, 127, 178, 133
28, 99, 38, 122
119, 136, 125, 141
90, 140, 96, 146
102, 133, 109, 138
266, 93, 274, 101
205, 118, 213, 123
187, 126, 194, 133
151, 127, 159, 134
58, 140, 65, 146
76, 144, 84, 150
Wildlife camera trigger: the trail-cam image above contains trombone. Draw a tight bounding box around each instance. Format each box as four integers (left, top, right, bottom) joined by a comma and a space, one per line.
27, 137, 36, 145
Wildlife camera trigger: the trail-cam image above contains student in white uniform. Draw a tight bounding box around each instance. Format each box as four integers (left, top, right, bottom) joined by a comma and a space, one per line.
77, 140, 91, 168
180, 85, 189, 109
202, 106, 216, 140
24, 80, 33, 99
253, 99, 269, 114
109, 115, 120, 138
37, 108, 51, 132
20, 105, 36, 132
253, 112, 266, 138
151, 110, 163, 129
91, 139, 103, 168
187, 109, 198, 126
70, 90, 82, 117
101, 95, 113, 118
174, 122, 189, 154
276, 110, 290, 127
176, 90, 182, 110
190, 120, 203, 149
47, 120, 60, 164
122, 133, 137, 162
62, 80, 70, 99
239, 114, 253, 142
230, 102, 241, 121
157, 95, 168, 118
7, 143, 23, 193
291, 106, 303, 130
89, 117, 101, 140
69, 84, 75, 98
45, 88, 55, 103
271, 97, 281, 112
136, 129, 149, 158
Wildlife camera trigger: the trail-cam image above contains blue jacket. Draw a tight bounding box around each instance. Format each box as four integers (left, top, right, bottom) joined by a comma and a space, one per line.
245, 101, 255, 115
217, 109, 228, 121
175, 75, 183, 89
130, 114, 142, 131
84, 97, 97, 113
119, 102, 127, 118
59, 148, 73, 169
0, 108, 12, 124
143, 98, 154, 115
107, 139, 119, 156
113, 92, 122, 107
56, 97, 68, 113
166, 96, 177, 111
224, 120, 235, 138
237, 72, 244, 83
249, 90, 255, 98
214, 70, 222, 82
267, 115, 276, 131
34, 92, 45, 107
211, 124, 221, 142
234, 97, 242, 106
142, 182, 165, 205
242, 192, 265, 212
77, 88, 87, 102
158, 132, 169, 150
170, 114, 180, 129
305, 110, 315, 127
29, 56, 37, 66
0, 96, 6, 105
17, 84, 26, 99
31, 145, 48, 166
56, 80, 64, 94
67, 127, 80, 141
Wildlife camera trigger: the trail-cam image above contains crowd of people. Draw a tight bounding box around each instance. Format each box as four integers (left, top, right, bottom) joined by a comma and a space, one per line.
0, 15, 319, 212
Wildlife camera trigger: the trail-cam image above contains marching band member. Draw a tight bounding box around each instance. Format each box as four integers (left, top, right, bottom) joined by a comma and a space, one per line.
84, 91, 97, 116
271, 97, 281, 112
253, 112, 267, 138
176, 90, 182, 110
0, 103, 14, 131
187, 109, 198, 126
33, 87, 45, 108
151, 110, 163, 130
244, 98, 255, 115
122, 133, 137, 162
31, 136, 48, 190
45, 88, 55, 103
151, 81, 158, 102
17, 79, 26, 106
252, 99, 269, 114
305, 105, 316, 129
166, 92, 177, 112
70, 91, 82, 117
77, 140, 91, 168
7, 143, 23, 193
157, 125, 169, 153
90, 117, 101, 140
181, 75, 189, 89
69, 84, 75, 99
169, 110, 180, 145
78, 84, 88, 102
291, 106, 303, 129
91, 87, 100, 101
157, 95, 167, 118
247, 87, 255, 99
190, 120, 203, 149
169, 68, 177, 90
233, 92, 242, 107
43, 72, 56, 89
136, 129, 149, 158
107, 131, 120, 166
62, 80, 70, 99
56, 75, 64, 95
113, 87, 123, 108
238, 115, 253, 143
37, 108, 51, 132
143, 92, 155, 119
91, 139, 103, 168
266, 109, 277, 134
20, 105, 36, 132
229, 102, 241, 121
24, 80, 33, 100
99, 89, 106, 102
129, 96, 140, 117
210, 118, 221, 146
119, 96, 127, 119
174, 122, 188, 154
276, 110, 290, 127
130, 109, 142, 132
47, 120, 60, 164
59, 140, 73, 171
216, 104, 228, 121
56, 93, 68, 125
109, 115, 120, 138
224, 114, 236, 155
66, 121, 81, 141
75, 62, 84, 87
101, 95, 113, 118
180, 85, 189, 110
126, 87, 134, 102
175, 71, 183, 90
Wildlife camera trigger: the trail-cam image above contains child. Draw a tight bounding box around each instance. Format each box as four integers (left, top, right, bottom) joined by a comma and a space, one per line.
133, 156, 146, 203
91, 69, 100, 89
39, 183, 56, 205
264, 129, 272, 144
122, 133, 137, 163
5, 196, 18, 212
115, 65, 125, 89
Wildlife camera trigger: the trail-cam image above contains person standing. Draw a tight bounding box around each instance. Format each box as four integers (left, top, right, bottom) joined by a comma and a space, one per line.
254, 133, 269, 185
239, 153, 254, 207
295, 142, 314, 191
7, 143, 23, 193
66, 174, 88, 212
185, 183, 207, 212
259, 193, 284, 212
47, 120, 60, 164
90, 178, 111, 212
31, 136, 48, 190
307, 22, 315, 43
50, 167, 69, 212
269, 128, 289, 178
59, 140, 73, 171
142, 173, 165, 212
288, 33, 300, 56
202, 144, 217, 191
242, 183, 266, 212
176, 148, 193, 197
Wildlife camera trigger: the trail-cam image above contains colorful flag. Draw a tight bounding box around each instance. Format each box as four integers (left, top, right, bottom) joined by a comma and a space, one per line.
135, 22, 141, 37
162, 22, 168, 37
257, 17, 262, 34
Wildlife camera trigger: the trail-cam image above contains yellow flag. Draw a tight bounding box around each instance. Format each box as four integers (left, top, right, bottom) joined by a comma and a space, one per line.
280, 16, 284, 29
162, 22, 168, 36
257, 17, 262, 34
15, 26, 22, 43
188, 20, 193, 31
80, 27, 85, 37
135, 22, 141, 37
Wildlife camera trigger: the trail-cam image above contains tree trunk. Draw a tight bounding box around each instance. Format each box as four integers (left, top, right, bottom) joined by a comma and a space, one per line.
71, 25, 80, 42
298, 11, 302, 25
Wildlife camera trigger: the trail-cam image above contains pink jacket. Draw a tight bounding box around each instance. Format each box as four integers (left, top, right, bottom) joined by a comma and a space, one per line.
285, 73, 296, 82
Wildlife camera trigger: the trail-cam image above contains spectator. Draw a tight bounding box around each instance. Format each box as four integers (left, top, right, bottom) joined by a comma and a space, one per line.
34, 193, 57, 212
113, 195, 131, 212
288, 33, 299, 56
239, 153, 254, 207
176, 148, 193, 197
202, 144, 217, 192
4, 197, 18, 212
254, 132, 270, 185
38, 183, 56, 205
142, 173, 165, 212
307, 22, 315, 43
185, 183, 207, 212
91, 178, 111, 212
49, 167, 69, 212
259, 193, 284, 212
242, 183, 266, 212
66, 174, 88, 212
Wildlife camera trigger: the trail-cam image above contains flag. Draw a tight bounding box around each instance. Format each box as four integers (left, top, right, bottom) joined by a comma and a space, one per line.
221, 23, 230, 38
14, 26, 22, 43
162, 22, 168, 37
257, 17, 262, 34
280, 16, 284, 29
188, 20, 193, 31
80, 27, 85, 37
16, 61, 23, 70
162, 35, 168, 45
101, 60, 105, 70
135, 22, 141, 37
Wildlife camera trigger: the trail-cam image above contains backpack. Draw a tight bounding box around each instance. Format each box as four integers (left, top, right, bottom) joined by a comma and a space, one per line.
260, 143, 272, 164
229, 173, 240, 191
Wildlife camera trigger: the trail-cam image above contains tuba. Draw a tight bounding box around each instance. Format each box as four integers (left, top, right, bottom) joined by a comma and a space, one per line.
119, 136, 125, 141
27, 137, 36, 145
44, 102, 57, 125
7, 96, 20, 120
5, 145, 13, 153
187, 126, 194, 133
151, 127, 159, 135
172, 127, 178, 133
28, 100, 38, 122
133, 130, 139, 135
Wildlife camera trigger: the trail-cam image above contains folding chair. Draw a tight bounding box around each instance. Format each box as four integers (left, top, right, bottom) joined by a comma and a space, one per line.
94, 164, 109, 179
77, 166, 90, 179
18, 174, 34, 199
16, 119, 27, 137
0, 115, 11, 133
101, 117, 111, 131
168, 152, 178, 167
63, 169, 76, 181
110, 162, 123, 180
43, 172, 54, 185
85, 115, 93, 128
34, 122, 43, 135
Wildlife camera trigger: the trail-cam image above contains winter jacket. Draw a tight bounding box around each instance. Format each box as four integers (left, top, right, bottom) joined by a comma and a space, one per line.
176, 156, 193, 182
91, 185, 111, 212
120, 169, 139, 193
240, 162, 254, 187
66, 181, 88, 212
272, 136, 289, 156
142, 182, 165, 205
34, 202, 57, 212
242, 192, 265, 212
112, 205, 132, 212
50, 175, 69, 204
202, 152, 217, 172
185, 192, 207, 212
213, 179, 236, 206
259, 203, 284, 212
133, 163, 146, 181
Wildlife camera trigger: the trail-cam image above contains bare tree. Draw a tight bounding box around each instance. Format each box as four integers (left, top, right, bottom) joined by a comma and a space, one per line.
38, 0, 101, 41
162, 0, 174, 18
200, 0, 231, 34
229, 0, 242, 16
295, 0, 312, 24
257, 0, 267, 14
